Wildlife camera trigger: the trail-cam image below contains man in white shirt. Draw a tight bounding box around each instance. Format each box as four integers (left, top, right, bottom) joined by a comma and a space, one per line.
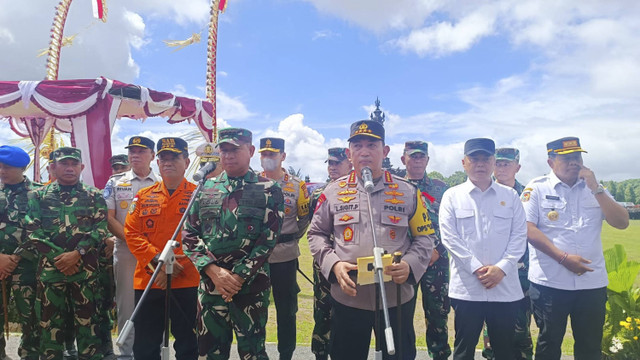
103, 136, 159, 359
439, 138, 527, 360
522, 137, 629, 360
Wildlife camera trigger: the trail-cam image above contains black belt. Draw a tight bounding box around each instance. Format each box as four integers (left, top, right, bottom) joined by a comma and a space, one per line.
278, 233, 296, 243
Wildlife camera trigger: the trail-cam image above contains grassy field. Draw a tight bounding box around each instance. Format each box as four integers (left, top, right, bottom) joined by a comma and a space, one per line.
264, 220, 640, 355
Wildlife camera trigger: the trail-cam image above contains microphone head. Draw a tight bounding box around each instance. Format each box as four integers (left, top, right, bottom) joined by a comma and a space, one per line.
193, 162, 217, 181
361, 166, 374, 193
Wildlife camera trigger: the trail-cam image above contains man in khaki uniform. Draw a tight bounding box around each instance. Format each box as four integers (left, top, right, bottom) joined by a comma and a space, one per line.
103, 136, 158, 360
308, 120, 435, 359
259, 137, 310, 360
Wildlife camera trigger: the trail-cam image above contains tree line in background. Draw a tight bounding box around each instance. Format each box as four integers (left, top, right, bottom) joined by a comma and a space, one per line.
601, 179, 640, 205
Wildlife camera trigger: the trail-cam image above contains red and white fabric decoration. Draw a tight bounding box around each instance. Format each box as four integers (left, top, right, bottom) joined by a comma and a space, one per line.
0, 77, 214, 188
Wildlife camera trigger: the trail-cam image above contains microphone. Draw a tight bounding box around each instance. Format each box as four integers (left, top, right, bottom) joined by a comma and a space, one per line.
361, 166, 374, 193
193, 162, 217, 182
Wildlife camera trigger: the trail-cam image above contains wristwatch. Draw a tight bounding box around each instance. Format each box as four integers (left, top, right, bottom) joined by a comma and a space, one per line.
76, 247, 86, 256
592, 184, 605, 195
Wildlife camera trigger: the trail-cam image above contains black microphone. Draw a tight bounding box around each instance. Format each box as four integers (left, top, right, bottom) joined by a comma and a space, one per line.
193, 162, 217, 181
361, 166, 374, 193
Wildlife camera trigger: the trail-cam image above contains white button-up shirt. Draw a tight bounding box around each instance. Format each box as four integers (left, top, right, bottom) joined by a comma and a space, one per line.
440, 179, 526, 302
522, 172, 609, 290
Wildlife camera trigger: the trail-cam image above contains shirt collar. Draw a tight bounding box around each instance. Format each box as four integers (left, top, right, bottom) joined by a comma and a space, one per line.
463, 178, 498, 194
129, 168, 157, 182
549, 171, 585, 190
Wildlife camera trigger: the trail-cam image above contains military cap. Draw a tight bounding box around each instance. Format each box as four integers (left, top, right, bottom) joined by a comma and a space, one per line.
109, 154, 130, 167
259, 138, 285, 153
464, 138, 495, 156
326, 147, 348, 163
348, 120, 385, 141
196, 142, 220, 163
48, 151, 55, 163
125, 136, 154, 150
404, 141, 428, 156
156, 137, 188, 155
52, 147, 82, 162
495, 147, 520, 162
0, 145, 30, 168
217, 128, 252, 147
546, 137, 587, 155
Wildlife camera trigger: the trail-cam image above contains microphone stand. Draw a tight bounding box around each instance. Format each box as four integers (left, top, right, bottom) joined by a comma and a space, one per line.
116, 176, 209, 360
361, 168, 395, 358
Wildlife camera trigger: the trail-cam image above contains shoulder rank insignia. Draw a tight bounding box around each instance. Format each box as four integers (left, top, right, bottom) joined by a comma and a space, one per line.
384, 171, 393, 184
338, 190, 357, 195
339, 214, 354, 222
385, 198, 405, 205
338, 196, 357, 203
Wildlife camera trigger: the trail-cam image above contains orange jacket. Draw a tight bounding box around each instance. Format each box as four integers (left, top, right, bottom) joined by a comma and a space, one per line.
124, 178, 199, 290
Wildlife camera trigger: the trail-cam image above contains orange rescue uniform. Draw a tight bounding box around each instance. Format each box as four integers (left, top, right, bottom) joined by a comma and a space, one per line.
124, 178, 199, 290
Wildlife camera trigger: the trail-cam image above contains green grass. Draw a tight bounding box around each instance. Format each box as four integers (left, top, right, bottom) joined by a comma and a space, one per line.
264, 220, 640, 355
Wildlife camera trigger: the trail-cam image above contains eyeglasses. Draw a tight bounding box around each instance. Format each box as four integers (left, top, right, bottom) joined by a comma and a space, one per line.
466, 155, 493, 164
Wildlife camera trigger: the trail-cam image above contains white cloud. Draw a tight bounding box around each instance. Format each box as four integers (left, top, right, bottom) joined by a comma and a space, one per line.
393, 9, 496, 57
312, 30, 340, 41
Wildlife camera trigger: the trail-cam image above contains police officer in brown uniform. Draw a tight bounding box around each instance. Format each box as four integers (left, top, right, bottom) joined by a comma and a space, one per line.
259, 137, 310, 360
308, 120, 435, 359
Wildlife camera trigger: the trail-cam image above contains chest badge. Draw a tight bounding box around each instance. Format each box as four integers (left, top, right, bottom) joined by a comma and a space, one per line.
388, 215, 401, 224
338, 181, 347, 188
338, 196, 356, 203
547, 210, 559, 221
389, 229, 396, 240
120, 200, 129, 209
338, 190, 357, 195
339, 214, 354, 222
384, 190, 404, 197
388, 183, 399, 189
343, 227, 353, 241
500, 201, 506, 206
385, 198, 405, 205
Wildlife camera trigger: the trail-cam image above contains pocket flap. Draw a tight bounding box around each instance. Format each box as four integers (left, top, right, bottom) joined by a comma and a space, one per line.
455, 208, 474, 218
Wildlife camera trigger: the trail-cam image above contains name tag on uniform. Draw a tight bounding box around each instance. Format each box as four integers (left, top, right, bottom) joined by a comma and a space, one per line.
116, 188, 134, 200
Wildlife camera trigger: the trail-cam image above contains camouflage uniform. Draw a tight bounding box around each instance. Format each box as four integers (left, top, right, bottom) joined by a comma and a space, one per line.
183, 168, 284, 360
406, 173, 451, 360
25, 180, 108, 360
308, 185, 332, 358
482, 179, 533, 360
0, 177, 42, 360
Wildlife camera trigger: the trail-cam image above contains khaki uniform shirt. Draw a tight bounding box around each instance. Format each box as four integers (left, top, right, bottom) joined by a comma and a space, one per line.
308, 170, 436, 311
264, 171, 310, 263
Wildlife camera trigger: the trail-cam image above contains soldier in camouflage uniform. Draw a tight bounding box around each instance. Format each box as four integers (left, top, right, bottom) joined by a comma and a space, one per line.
482, 147, 532, 360
182, 128, 284, 359
25, 147, 108, 359
0, 146, 41, 360
259, 137, 310, 360
400, 141, 451, 360
24, 147, 108, 360
308, 147, 352, 360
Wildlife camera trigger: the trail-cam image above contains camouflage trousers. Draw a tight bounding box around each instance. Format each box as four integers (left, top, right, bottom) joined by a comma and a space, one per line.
197, 287, 270, 360
36, 277, 103, 360
482, 270, 533, 360
410, 253, 451, 360
311, 260, 332, 358
0, 276, 40, 360
96, 259, 115, 354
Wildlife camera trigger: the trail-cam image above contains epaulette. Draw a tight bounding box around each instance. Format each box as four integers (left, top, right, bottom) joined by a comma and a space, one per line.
529, 175, 548, 184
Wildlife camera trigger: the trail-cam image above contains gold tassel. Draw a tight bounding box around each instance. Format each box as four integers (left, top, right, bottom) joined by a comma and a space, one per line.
163, 33, 201, 52
37, 34, 77, 57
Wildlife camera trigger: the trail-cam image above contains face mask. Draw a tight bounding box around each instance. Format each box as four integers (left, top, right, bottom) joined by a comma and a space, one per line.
261, 157, 279, 172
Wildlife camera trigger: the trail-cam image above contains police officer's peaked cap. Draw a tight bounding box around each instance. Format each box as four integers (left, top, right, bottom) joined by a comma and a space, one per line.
156, 137, 188, 155
464, 138, 495, 156
404, 141, 428, 156
546, 137, 587, 155
326, 147, 348, 163
217, 128, 252, 146
348, 120, 385, 142
0, 145, 30, 167
196, 143, 220, 163
125, 136, 154, 150
495, 148, 520, 162
259, 138, 285, 153
52, 147, 82, 162
109, 154, 130, 167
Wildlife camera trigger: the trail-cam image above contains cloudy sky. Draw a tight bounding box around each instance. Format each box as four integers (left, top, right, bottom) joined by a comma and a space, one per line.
1, 0, 639, 183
